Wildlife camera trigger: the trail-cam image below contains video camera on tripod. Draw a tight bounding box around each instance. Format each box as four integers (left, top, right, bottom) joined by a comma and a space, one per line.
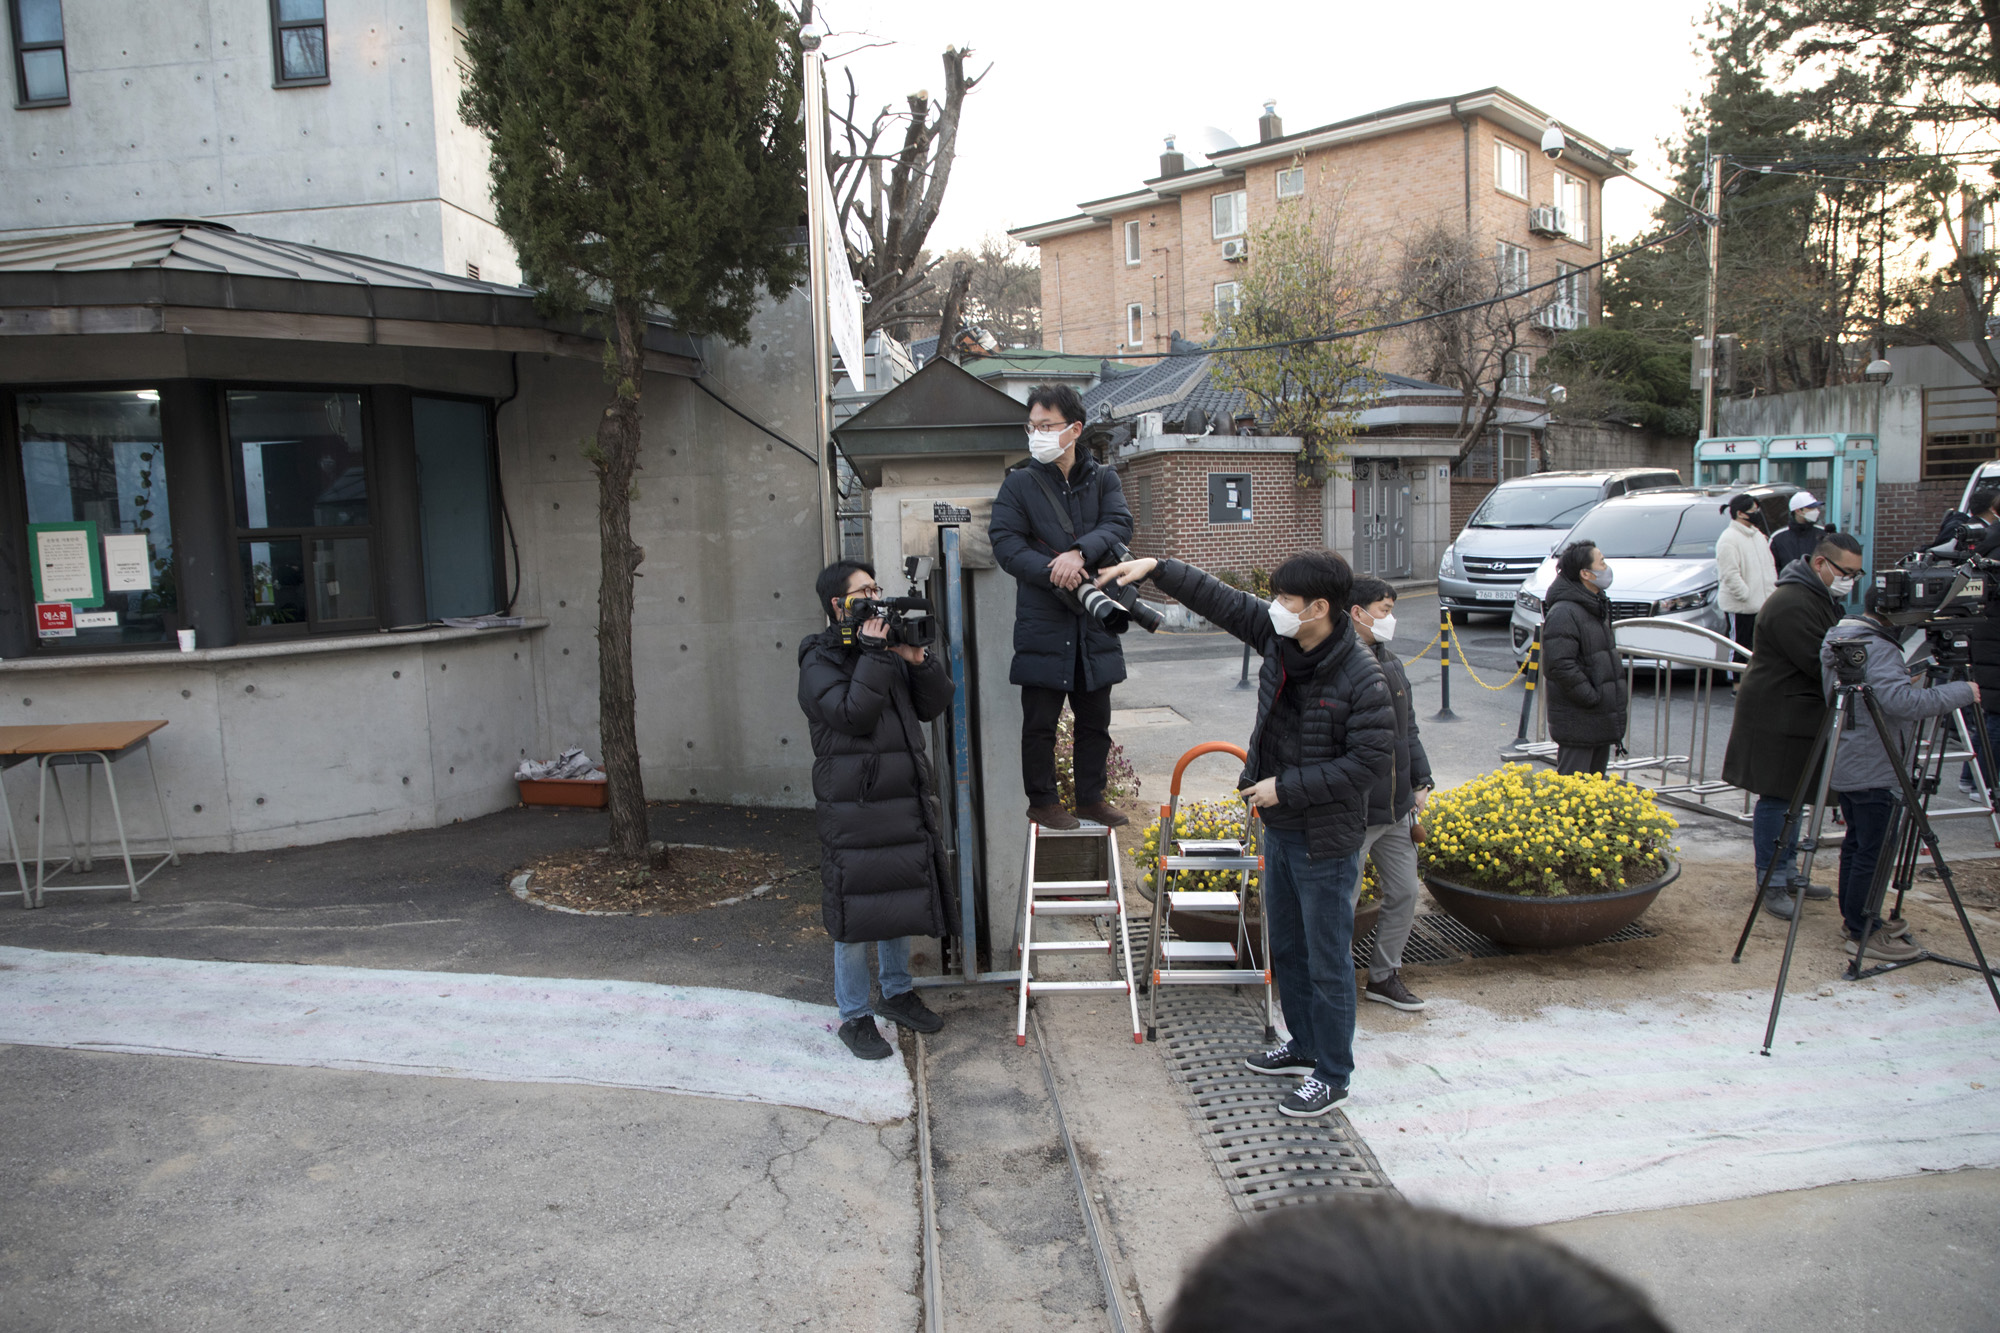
1866, 555, 1996, 626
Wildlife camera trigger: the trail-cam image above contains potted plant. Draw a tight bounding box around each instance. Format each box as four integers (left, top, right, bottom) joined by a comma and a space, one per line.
1417, 764, 1679, 948
1136, 799, 1381, 961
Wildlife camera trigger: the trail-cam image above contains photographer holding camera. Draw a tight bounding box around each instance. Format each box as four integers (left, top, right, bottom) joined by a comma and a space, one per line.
990, 384, 1137, 830
797, 560, 950, 1060
1817, 592, 1977, 962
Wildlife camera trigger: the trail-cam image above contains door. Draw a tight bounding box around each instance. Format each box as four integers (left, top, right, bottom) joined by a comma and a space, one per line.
1353, 459, 1413, 579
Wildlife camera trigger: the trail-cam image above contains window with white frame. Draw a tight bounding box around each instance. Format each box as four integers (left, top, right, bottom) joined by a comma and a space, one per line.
1275, 166, 1304, 199
1502, 352, 1533, 397
1494, 140, 1528, 199
1500, 430, 1531, 478
1495, 240, 1529, 294
1126, 303, 1144, 347
1556, 171, 1589, 242
1212, 190, 1248, 239
1124, 219, 1142, 266
1556, 262, 1588, 323
1213, 281, 1242, 320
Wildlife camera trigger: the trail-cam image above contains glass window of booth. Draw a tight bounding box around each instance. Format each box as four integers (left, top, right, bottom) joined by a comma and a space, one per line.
15, 389, 177, 647
227, 388, 374, 633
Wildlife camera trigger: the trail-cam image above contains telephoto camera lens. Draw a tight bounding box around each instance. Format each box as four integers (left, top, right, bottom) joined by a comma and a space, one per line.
1074, 582, 1133, 634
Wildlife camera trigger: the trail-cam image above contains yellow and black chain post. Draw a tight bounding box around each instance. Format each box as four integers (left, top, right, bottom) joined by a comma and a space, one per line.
1505, 631, 1542, 752
1434, 606, 1459, 722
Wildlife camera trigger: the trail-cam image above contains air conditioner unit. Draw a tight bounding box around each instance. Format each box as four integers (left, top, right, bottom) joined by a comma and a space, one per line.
1220, 238, 1249, 261
1528, 205, 1567, 238
1533, 301, 1581, 332
1136, 412, 1164, 438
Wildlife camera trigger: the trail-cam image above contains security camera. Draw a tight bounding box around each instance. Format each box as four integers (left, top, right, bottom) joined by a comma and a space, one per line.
1540, 124, 1565, 160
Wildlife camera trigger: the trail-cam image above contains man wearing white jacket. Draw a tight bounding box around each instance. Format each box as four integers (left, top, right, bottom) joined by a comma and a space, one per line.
1715, 494, 1776, 683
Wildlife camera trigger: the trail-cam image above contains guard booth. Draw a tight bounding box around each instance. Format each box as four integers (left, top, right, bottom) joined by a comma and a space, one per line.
833, 359, 1033, 978
1695, 433, 1879, 572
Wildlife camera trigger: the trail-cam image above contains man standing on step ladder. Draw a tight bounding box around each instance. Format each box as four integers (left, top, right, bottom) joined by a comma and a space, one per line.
1095, 551, 1395, 1118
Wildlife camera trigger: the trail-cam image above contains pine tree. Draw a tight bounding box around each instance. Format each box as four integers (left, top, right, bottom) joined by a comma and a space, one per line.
461, 0, 807, 860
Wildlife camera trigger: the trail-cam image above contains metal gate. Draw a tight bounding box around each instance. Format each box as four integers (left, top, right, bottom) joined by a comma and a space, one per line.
1353, 459, 1412, 579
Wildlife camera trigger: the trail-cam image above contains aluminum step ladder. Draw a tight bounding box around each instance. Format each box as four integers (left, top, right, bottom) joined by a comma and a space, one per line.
1014, 820, 1143, 1046
1142, 742, 1276, 1043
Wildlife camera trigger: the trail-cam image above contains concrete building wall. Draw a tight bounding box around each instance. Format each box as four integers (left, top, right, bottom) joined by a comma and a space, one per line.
1718, 385, 1924, 482
0, 0, 518, 283
1544, 421, 1693, 478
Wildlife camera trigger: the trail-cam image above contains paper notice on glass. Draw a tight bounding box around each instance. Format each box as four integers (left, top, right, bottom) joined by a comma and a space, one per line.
103, 533, 153, 591
34, 526, 97, 603
74, 610, 120, 628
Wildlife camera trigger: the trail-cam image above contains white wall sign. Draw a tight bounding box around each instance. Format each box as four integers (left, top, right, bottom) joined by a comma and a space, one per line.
74, 610, 120, 628
103, 533, 153, 591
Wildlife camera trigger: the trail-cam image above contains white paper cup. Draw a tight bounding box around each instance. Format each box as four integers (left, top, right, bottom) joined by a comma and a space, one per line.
177, 629, 196, 652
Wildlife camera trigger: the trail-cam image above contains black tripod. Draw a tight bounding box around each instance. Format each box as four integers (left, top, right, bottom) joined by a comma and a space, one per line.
1731, 652, 2000, 1054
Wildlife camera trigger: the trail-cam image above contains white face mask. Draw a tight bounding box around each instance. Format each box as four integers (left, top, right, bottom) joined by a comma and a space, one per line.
1028, 428, 1069, 464
1798, 508, 1822, 525
1829, 574, 1857, 597
1269, 598, 1322, 639
1355, 608, 1396, 643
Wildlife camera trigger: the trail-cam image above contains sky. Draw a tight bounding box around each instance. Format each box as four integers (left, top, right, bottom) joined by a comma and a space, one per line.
812, 0, 1718, 258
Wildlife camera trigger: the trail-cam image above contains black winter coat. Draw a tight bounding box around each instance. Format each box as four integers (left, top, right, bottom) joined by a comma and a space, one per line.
1967, 525, 2000, 713
1540, 576, 1628, 747
1769, 520, 1827, 571
797, 628, 955, 943
1150, 559, 1395, 859
989, 453, 1135, 692
1721, 558, 1841, 798
1365, 641, 1433, 825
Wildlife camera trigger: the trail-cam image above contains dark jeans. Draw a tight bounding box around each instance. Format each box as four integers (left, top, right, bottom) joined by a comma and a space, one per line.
1752, 794, 1804, 891
1728, 611, 1756, 683
1836, 789, 1900, 935
1261, 824, 1361, 1089
1555, 744, 1610, 776
1021, 683, 1112, 806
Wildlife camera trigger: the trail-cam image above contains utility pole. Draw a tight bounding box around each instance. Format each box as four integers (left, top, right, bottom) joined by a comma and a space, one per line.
1699, 148, 1724, 440
801, 30, 839, 562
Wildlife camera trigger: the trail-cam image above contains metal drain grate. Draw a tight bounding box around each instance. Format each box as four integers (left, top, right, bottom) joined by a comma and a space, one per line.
1149, 987, 1396, 1212
1125, 911, 1657, 972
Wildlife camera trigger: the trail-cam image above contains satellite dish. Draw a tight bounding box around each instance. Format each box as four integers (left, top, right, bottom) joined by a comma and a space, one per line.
1190, 126, 1241, 159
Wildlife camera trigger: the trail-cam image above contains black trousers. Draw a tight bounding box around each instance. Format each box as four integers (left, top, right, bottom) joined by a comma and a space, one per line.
1555, 743, 1611, 776
1728, 610, 1757, 683
1022, 683, 1113, 806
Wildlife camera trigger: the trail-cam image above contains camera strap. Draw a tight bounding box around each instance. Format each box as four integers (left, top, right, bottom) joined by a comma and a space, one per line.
1025, 465, 1088, 548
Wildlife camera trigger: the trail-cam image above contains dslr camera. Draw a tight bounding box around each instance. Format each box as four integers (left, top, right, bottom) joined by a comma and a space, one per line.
1067, 543, 1166, 635
839, 555, 937, 650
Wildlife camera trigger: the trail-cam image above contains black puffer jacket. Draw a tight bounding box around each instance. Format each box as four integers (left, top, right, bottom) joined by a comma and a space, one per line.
1969, 525, 2000, 714
797, 628, 954, 943
989, 453, 1134, 692
1150, 559, 1395, 859
1540, 575, 1628, 747
1770, 520, 1827, 571
1365, 641, 1433, 825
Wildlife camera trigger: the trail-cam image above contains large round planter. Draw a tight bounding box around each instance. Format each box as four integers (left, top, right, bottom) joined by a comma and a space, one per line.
1423, 859, 1678, 949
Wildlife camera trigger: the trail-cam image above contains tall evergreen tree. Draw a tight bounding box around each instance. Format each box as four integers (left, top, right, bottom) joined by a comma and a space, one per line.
461, 0, 807, 859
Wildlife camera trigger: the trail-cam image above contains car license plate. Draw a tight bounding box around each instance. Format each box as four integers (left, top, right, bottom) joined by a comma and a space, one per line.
1474, 588, 1515, 601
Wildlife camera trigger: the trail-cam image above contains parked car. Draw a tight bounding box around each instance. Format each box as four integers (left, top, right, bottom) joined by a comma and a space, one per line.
1958, 461, 2000, 517
1437, 468, 1683, 618
1508, 484, 1802, 658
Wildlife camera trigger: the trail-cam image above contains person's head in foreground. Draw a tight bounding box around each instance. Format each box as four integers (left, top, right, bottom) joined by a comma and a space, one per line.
1161, 1199, 1671, 1333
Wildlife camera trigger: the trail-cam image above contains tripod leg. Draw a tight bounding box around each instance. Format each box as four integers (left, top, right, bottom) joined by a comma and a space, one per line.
1758, 693, 1850, 1054
1736, 699, 1840, 963
1858, 689, 2000, 1015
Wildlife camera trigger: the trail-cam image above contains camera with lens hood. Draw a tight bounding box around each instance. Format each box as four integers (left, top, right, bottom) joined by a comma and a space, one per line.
1066, 543, 1165, 635
838, 594, 936, 650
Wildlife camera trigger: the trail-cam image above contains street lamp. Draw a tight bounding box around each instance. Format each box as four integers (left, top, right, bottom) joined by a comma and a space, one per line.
1864, 358, 1893, 385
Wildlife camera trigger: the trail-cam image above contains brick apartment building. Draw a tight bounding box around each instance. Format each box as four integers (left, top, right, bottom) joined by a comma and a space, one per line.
1009, 88, 1627, 581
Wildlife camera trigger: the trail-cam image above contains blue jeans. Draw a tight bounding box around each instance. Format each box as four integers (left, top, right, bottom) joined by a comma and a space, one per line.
1261, 825, 1361, 1088
1752, 795, 1803, 891
1836, 790, 1899, 936
833, 937, 913, 1023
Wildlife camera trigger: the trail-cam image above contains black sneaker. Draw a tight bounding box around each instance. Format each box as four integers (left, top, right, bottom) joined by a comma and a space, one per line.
1244, 1042, 1314, 1076
1280, 1076, 1348, 1118
874, 988, 944, 1034
1364, 970, 1427, 1011
839, 1016, 894, 1060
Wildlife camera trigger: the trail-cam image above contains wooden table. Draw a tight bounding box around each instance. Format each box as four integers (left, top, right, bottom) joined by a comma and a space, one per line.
0, 721, 178, 907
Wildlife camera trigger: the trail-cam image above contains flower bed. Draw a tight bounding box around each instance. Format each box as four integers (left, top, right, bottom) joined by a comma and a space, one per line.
1136, 798, 1382, 909
1418, 765, 1676, 898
